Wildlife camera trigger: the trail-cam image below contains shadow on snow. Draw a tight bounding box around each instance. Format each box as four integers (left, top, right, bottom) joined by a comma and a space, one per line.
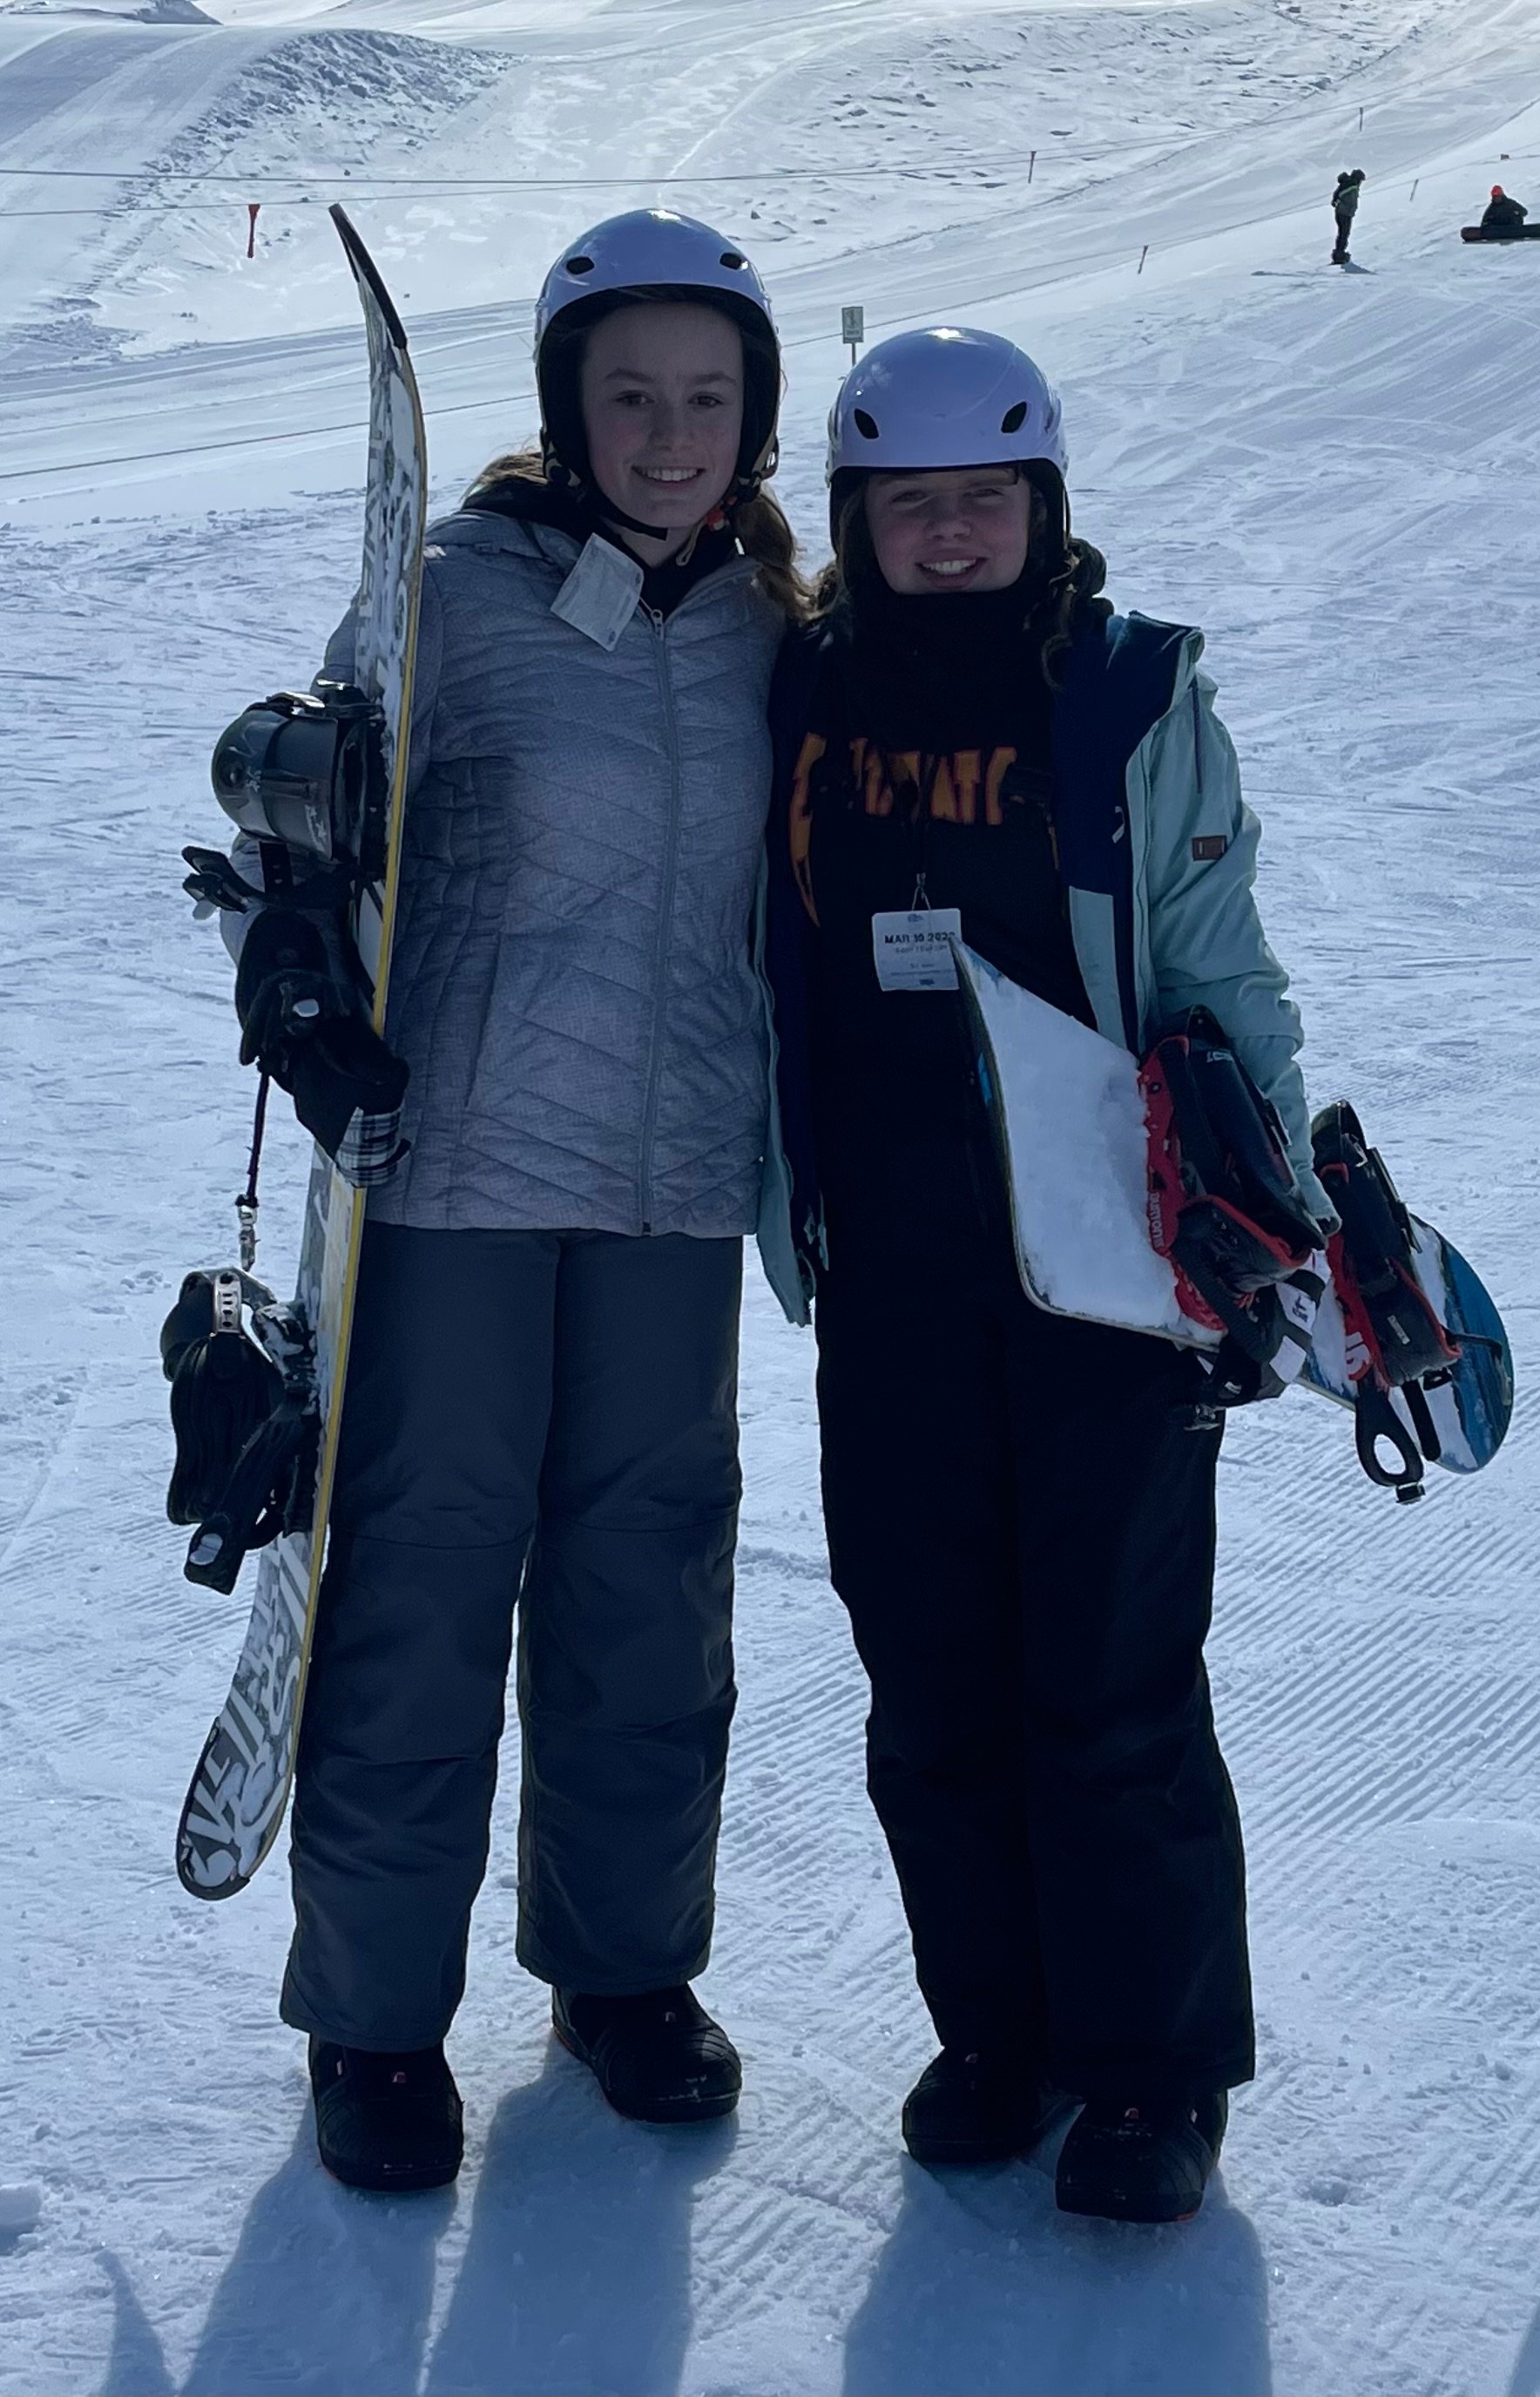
843, 2143, 1271, 2397
97, 2056, 1271, 2397
97, 2042, 729, 2397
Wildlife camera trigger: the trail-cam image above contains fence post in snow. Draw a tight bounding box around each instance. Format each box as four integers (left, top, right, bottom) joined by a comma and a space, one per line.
1410, 178, 1419, 201
247, 203, 260, 260
1028, 148, 1036, 185
1138, 243, 1149, 274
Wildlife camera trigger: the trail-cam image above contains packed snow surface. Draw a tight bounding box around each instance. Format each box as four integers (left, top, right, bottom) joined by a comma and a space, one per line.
3, 0, 1540, 2390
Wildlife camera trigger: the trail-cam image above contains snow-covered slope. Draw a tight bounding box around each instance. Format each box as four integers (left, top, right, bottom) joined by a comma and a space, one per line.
3, 2, 1540, 2392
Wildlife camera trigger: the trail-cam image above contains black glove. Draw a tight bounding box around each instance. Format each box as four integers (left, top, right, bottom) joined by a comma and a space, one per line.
1199, 1252, 1329, 1407
234, 907, 409, 1183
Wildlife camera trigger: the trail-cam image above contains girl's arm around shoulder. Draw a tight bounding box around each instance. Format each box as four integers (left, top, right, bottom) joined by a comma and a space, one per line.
1142, 664, 1335, 1225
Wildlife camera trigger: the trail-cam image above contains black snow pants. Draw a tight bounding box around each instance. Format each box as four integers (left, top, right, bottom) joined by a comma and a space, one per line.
280, 1221, 743, 2052
814, 1218, 1254, 2100
1332, 207, 1354, 261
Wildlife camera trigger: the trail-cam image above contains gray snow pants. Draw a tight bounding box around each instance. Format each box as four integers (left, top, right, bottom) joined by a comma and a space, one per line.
280, 1221, 743, 2051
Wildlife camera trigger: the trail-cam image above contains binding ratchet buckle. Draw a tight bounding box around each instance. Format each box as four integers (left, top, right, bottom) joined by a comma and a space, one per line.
1311, 1102, 1461, 1501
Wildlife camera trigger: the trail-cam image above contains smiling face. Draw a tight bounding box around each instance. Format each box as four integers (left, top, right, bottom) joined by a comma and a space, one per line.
864, 464, 1030, 595
579, 301, 746, 559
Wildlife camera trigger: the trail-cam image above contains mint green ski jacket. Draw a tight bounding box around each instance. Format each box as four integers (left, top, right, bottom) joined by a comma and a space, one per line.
754, 612, 1334, 1328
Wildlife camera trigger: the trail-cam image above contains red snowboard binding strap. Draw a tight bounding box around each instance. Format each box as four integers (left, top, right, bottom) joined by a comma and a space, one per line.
1311, 1101, 1460, 1500
1141, 1010, 1321, 1364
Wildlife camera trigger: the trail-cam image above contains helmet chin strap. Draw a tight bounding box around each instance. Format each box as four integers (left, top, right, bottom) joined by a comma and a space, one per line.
547, 456, 671, 544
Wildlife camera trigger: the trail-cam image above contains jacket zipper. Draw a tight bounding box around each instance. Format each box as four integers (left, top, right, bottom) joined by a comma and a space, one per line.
476, 537, 760, 1235
637, 604, 683, 1233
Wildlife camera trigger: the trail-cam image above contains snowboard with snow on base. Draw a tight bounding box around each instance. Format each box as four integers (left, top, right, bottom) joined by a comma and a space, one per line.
954, 943, 1512, 1500
172, 207, 427, 1898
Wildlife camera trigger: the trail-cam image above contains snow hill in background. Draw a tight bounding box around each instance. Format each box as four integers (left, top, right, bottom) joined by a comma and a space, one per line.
3, 2, 1540, 2393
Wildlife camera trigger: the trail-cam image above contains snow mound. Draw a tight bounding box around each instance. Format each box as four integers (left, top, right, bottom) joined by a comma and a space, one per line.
0, 0, 213, 17
151, 28, 514, 180
27, 25, 523, 357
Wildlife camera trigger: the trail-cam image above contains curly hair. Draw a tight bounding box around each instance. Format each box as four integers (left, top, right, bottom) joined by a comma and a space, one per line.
815, 475, 1111, 687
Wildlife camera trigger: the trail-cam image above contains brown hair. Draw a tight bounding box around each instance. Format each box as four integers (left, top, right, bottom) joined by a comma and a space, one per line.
815, 475, 1111, 687
464, 446, 811, 623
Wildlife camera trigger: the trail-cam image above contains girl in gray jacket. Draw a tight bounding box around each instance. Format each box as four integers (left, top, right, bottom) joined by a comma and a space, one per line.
240, 212, 804, 2190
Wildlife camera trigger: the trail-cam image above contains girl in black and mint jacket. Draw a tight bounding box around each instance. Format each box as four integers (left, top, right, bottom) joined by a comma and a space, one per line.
758, 326, 1332, 2225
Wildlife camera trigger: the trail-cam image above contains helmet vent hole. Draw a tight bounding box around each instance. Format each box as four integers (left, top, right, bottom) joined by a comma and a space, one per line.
719, 249, 746, 270
853, 408, 881, 441
565, 254, 595, 275
1000, 401, 1029, 433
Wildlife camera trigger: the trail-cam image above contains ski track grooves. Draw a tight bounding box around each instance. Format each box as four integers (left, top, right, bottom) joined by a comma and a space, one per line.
5, 0, 1540, 2393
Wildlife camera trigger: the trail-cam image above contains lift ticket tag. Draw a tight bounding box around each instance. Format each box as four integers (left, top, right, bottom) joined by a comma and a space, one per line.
551, 535, 645, 650
871, 909, 962, 991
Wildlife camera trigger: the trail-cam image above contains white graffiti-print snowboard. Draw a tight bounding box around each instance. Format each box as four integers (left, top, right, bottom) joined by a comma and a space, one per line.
176, 208, 427, 1896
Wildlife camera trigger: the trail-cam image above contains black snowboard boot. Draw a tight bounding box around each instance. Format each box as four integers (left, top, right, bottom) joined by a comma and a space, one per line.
552, 1985, 741, 2124
308, 2039, 463, 2192
1056, 2091, 1227, 2224
902, 2048, 1058, 2165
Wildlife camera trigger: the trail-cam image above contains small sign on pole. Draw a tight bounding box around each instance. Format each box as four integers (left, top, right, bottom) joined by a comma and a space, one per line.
841, 303, 865, 364
247, 201, 260, 260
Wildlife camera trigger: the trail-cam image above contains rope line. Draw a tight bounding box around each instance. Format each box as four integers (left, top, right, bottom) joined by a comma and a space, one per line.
0, 146, 1138, 188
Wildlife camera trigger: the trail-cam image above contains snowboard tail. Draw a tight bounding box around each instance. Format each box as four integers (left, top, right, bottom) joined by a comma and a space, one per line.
176, 208, 427, 1899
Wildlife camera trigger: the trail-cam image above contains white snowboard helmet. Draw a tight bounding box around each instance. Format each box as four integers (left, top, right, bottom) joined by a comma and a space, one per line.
826, 325, 1070, 559
534, 208, 781, 511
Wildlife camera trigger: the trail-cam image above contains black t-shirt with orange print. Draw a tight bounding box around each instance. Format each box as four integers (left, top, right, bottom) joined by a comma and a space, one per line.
791, 576, 1091, 1241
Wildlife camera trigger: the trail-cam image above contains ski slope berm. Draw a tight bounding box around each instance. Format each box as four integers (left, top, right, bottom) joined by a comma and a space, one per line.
171, 207, 427, 1899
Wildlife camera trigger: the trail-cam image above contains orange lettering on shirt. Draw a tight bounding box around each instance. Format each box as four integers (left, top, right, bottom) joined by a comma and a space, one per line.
983, 746, 1019, 828
788, 731, 827, 923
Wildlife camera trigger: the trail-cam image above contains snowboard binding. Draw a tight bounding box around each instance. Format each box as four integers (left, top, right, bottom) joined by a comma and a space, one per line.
1141, 1010, 1325, 1404
186, 681, 384, 920
1311, 1102, 1462, 1501
185, 681, 410, 1231
207, 681, 387, 882
160, 1269, 318, 1595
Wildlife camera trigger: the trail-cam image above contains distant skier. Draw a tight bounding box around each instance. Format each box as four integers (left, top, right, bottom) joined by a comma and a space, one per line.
1480, 184, 1528, 234
1331, 167, 1366, 263
760, 328, 1337, 2225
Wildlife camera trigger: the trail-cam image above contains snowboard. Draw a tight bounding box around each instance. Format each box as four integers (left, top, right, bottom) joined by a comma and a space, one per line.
1461, 224, 1540, 241
176, 207, 427, 1899
954, 941, 1512, 1481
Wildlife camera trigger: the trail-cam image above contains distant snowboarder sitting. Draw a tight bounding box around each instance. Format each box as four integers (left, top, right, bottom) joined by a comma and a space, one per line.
1332, 168, 1366, 264
1480, 185, 1528, 234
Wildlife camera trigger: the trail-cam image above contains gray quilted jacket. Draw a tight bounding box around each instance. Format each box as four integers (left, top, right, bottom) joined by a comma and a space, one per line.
318, 510, 782, 1236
